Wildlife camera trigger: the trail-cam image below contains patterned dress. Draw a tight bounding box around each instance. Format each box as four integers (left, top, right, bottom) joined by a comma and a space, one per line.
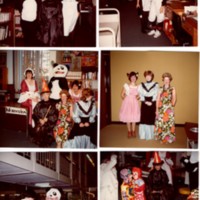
53, 102, 73, 143
154, 86, 176, 143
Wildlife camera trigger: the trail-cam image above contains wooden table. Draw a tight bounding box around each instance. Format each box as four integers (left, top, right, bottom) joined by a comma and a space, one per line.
184, 122, 198, 148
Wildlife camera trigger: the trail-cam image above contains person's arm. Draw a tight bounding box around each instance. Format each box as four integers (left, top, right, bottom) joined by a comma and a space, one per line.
121, 87, 126, 100
155, 90, 161, 118
171, 87, 176, 107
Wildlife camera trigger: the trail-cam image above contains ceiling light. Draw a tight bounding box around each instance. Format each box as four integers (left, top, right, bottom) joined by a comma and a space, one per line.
35, 183, 51, 188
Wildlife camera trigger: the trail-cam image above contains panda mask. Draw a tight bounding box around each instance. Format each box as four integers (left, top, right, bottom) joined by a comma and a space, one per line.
46, 188, 61, 200
52, 63, 69, 78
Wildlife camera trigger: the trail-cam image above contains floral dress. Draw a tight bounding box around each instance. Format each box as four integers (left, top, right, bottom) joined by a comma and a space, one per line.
53, 102, 73, 143
154, 86, 176, 143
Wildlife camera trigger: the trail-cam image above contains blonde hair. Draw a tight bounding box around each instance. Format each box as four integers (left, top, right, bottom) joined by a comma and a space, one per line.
162, 72, 173, 81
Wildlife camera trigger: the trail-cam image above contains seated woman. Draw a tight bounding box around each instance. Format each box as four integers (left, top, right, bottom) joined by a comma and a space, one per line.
18, 68, 40, 127
53, 90, 73, 148
69, 80, 82, 104
64, 88, 97, 148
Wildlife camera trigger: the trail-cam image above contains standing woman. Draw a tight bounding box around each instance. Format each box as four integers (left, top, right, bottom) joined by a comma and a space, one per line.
138, 70, 159, 140
154, 72, 176, 144
119, 72, 140, 138
18, 68, 40, 127
69, 80, 82, 104
53, 90, 73, 148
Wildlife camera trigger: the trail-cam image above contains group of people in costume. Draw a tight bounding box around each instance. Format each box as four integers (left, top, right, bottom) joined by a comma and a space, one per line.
100, 152, 174, 200
18, 68, 97, 148
119, 70, 176, 144
136, 0, 166, 38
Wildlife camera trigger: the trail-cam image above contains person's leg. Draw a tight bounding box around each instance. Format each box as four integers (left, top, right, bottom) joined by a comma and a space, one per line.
127, 123, 132, 138
131, 122, 136, 137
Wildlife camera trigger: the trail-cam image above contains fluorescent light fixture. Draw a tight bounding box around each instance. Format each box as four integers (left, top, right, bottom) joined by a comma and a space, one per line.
35, 183, 51, 188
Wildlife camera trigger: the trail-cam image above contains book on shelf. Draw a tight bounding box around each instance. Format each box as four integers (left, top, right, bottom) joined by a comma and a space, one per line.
0, 12, 10, 23
67, 71, 82, 80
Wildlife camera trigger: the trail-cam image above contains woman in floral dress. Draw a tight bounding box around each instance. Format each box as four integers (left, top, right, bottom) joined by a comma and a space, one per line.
154, 72, 176, 143
54, 90, 73, 148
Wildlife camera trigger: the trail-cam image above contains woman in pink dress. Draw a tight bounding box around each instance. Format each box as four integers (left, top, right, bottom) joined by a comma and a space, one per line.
119, 71, 140, 138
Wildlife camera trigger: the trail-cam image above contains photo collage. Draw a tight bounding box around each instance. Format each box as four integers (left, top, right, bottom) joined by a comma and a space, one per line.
0, 0, 199, 200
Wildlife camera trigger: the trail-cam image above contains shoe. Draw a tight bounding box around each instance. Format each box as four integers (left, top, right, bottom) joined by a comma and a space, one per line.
132, 131, 136, 137
153, 30, 161, 38
128, 131, 132, 138
147, 30, 156, 36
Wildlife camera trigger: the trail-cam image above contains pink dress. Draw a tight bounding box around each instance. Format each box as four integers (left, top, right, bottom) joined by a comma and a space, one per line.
119, 84, 140, 123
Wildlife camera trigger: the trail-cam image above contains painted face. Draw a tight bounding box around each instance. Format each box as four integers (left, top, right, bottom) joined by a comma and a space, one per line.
130, 75, 136, 83
163, 77, 170, 85
145, 75, 152, 82
133, 171, 139, 180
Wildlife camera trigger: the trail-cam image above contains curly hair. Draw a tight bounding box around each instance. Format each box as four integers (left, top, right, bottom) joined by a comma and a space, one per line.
162, 72, 173, 81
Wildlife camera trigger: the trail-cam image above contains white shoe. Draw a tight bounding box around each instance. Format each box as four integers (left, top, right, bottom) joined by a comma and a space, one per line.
147, 30, 156, 36
153, 30, 161, 38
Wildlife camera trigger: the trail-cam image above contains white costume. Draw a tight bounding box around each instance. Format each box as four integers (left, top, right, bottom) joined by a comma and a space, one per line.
21, 0, 37, 21
100, 155, 118, 200
62, 0, 79, 36
148, 0, 165, 23
148, 152, 173, 184
141, 0, 152, 12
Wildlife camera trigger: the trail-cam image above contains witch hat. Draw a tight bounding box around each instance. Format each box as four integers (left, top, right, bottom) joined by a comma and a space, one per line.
153, 152, 163, 165
41, 78, 51, 94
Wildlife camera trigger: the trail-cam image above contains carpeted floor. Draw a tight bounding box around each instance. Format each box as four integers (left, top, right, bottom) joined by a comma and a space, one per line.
116, 0, 173, 46
100, 124, 188, 148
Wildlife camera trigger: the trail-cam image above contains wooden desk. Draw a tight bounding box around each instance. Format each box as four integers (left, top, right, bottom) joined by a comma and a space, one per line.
184, 122, 198, 149
165, 3, 198, 46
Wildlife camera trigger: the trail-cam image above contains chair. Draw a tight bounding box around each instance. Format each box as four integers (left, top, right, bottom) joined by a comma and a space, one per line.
99, 8, 121, 47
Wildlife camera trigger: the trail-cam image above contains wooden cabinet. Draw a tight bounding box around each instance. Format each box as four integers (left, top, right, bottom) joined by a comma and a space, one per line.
0, 67, 8, 90
0, 6, 14, 46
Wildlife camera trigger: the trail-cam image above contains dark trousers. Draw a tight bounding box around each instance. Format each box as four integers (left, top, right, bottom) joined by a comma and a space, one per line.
21, 19, 38, 47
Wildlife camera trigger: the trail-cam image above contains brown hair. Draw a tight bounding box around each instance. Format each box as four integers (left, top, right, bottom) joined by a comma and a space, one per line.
144, 70, 154, 81
127, 71, 139, 81
162, 72, 173, 81
60, 89, 72, 101
81, 88, 94, 101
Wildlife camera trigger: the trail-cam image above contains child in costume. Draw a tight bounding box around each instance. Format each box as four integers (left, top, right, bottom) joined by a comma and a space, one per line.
119, 71, 140, 138
53, 90, 73, 148
120, 168, 134, 200
33, 79, 58, 147
132, 167, 145, 200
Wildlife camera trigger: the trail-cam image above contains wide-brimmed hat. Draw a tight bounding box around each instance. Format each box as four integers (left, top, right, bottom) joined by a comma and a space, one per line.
24, 68, 35, 77
41, 79, 51, 94
153, 152, 164, 165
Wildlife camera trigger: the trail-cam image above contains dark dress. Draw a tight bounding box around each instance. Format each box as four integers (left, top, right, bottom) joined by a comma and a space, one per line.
33, 99, 58, 147
37, 0, 63, 46
146, 168, 174, 200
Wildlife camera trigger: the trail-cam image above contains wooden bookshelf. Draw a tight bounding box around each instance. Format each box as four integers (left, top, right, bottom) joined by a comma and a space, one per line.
0, 6, 14, 46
